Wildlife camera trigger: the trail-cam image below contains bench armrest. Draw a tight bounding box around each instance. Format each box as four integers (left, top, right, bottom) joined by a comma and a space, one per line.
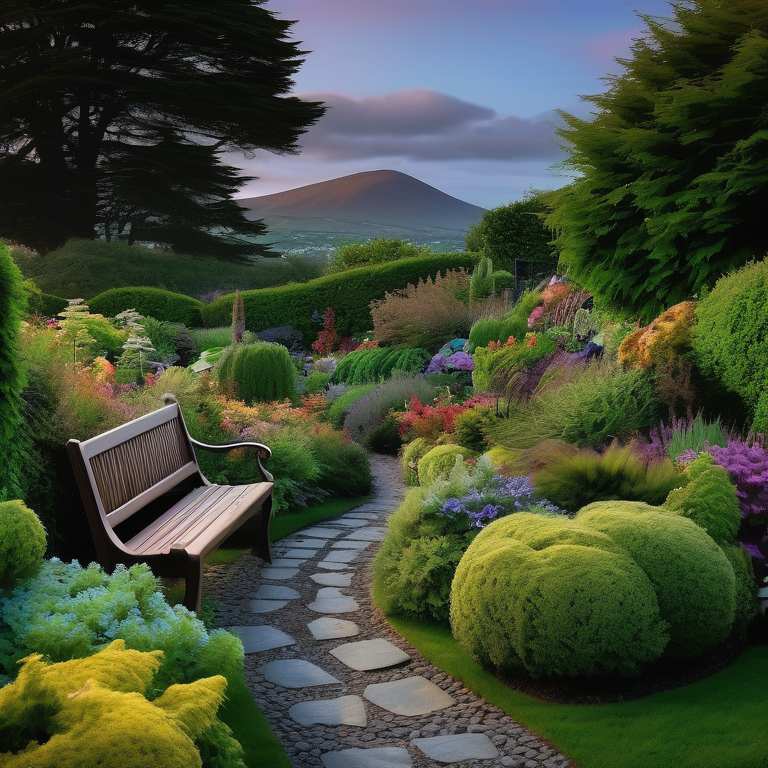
189, 437, 273, 482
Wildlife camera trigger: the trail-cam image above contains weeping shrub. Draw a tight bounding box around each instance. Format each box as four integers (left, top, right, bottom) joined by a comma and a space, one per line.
532, 443, 685, 513
331, 347, 431, 386
216, 343, 296, 404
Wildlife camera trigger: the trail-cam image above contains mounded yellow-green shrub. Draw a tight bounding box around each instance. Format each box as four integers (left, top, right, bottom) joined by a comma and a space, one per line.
450, 513, 668, 678
401, 437, 431, 486
0, 500, 46, 588
663, 454, 741, 546
0, 641, 233, 768
482, 446, 521, 475
417, 445, 476, 486
576, 502, 735, 659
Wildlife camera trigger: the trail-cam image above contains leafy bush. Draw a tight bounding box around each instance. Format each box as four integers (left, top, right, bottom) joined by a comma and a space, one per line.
90, 287, 205, 327
342, 375, 435, 445
0, 641, 240, 768
202, 253, 478, 338
576, 502, 736, 659
216, 343, 297, 404
663, 454, 741, 546
327, 237, 430, 273
451, 512, 668, 677
452, 405, 495, 453
418, 445, 476, 486
364, 412, 403, 455
307, 425, 372, 497
467, 315, 529, 353
302, 370, 331, 395
532, 443, 685, 513
693, 259, 768, 420
0, 560, 243, 691
0, 501, 46, 587
402, 437, 432, 486
331, 347, 431, 386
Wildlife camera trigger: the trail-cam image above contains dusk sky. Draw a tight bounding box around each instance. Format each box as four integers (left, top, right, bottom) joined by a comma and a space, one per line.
236, 0, 673, 209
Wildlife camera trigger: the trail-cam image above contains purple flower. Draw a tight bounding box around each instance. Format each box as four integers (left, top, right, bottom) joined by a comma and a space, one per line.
426, 354, 448, 374
445, 352, 475, 372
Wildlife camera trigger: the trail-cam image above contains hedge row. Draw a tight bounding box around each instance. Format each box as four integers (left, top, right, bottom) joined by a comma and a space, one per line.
89, 287, 205, 327
201, 253, 479, 337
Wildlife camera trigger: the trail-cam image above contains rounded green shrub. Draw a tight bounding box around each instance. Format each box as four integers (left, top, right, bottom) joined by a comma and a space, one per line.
663, 454, 740, 546
576, 502, 736, 659
331, 347, 431, 386
693, 259, 768, 418
452, 406, 495, 453
450, 513, 668, 677
401, 437, 431, 486
0, 501, 46, 587
216, 343, 296, 404
720, 543, 757, 640
90, 287, 205, 327
418, 445, 475, 487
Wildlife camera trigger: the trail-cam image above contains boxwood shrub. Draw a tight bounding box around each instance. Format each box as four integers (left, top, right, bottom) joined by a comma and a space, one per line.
90, 287, 205, 327
0, 501, 46, 588
418, 445, 476, 486
201, 253, 478, 338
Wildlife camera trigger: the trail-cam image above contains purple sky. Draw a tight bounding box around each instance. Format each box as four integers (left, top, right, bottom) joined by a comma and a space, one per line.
235, 0, 672, 208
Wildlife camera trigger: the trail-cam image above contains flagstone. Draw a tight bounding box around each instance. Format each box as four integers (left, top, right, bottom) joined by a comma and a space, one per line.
259, 659, 341, 688
278, 548, 318, 559
289, 695, 367, 727
227, 625, 295, 653
260, 567, 299, 580
299, 527, 345, 538
330, 638, 410, 671
307, 587, 359, 614
363, 676, 456, 716
253, 584, 300, 600
321, 549, 360, 564
317, 562, 351, 571
411, 733, 499, 763
325, 518, 370, 528
343, 528, 387, 541
330, 540, 371, 549
249, 599, 288, 614
307, 617, 360, 640
269, 558, 308, 568
310, 572, 353, 587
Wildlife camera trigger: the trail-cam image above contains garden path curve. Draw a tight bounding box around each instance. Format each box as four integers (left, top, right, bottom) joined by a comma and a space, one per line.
207, 455, 573, 768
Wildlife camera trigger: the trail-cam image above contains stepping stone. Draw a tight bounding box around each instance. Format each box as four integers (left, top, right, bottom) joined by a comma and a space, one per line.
307, 587, 359, 614
330, 638, 411, 671
280, 538, 328, 548
343, 528, 387, 541
317, 562, 350, 571
260, 567, 299, 580
321, 549, 360, 564
363, 676, 456, 716
331, 540, 371, 549
278, 548, 319, 559
249, 599, 288, 614
321, 747, 412, 768
227, 625, 295, 653
308, 617, 360, 640
269, 558, 308, 568
326, 518, 369, 528
411, 733, 499, 763
310, 572, 352, 587
253, 584, 300, 600
341, 512, 379, 519
299, 527, 344, 539
289, 694, 367, 726
259, 659, 341, 688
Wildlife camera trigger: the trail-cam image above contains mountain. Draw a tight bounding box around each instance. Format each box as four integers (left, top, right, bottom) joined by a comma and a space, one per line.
237, 170, 486, 240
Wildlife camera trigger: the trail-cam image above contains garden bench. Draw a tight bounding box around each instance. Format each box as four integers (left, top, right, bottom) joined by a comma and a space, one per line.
67, 397, 273, 613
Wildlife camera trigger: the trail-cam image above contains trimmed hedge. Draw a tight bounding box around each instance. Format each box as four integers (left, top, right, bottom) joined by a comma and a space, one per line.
40, 293, 68, 317
202, 253, 478, 338
90, 287, 205, 327
576, 502, 735, 659
331, 347, 431, 386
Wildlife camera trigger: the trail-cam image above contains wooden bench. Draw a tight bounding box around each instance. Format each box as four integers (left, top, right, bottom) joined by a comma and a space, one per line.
67, 397, 273, 613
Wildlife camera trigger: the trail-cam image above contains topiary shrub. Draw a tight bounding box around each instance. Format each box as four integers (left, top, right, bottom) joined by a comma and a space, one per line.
216, 343, 296, 404
663, 454, 741, 546
692, 259, 768, 421
90, 287, 205, 327
532, 443, 684, 512
401, 437, 432, 486
418, 445, 475, 486
576, 502, 736, 659
0, 501, 46, 588
0, 640, 238, 768
450, 512, 668, 677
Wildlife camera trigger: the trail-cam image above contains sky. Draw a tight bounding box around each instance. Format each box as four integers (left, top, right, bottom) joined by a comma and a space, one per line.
234, 0, 673, 209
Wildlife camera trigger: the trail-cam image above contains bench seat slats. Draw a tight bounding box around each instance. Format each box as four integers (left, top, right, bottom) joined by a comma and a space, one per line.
126, 482, 273, 557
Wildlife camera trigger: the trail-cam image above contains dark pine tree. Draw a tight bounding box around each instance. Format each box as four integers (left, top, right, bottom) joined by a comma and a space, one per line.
0, 1, 325, 260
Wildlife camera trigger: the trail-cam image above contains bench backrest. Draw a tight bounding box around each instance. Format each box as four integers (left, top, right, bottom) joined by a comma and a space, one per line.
68, 403, 202, 530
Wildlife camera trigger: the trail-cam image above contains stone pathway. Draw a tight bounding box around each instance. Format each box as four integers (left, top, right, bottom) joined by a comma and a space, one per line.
206, 455, 573, 768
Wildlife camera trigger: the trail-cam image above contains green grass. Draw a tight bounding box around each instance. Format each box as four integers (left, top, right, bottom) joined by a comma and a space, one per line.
375, 584, 768, 768
270, 496, 370, 542
219, 668, 292, 768
13, 238, 323, 300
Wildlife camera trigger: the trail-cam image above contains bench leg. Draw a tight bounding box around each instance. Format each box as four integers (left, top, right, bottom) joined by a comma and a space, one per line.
254, 495, 273, 564
182, 555, 204, 614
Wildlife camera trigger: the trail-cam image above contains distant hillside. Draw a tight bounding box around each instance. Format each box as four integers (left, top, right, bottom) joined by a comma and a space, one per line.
238, 170, 486, 241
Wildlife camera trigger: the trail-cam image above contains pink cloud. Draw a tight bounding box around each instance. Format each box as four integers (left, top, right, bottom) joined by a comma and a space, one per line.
585, 28, 643, 63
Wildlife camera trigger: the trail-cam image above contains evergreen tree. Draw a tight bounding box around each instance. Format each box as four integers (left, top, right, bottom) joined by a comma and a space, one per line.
549, 0, 768, 320
0, 1, 325, 260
